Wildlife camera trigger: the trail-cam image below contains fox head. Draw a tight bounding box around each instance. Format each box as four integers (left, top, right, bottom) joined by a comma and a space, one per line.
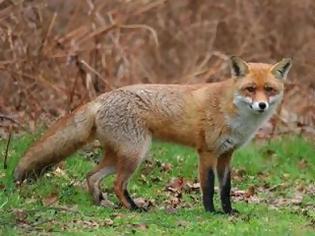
230, 56, 292, 114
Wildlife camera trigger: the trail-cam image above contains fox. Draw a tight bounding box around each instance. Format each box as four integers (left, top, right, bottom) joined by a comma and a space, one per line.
14, 56, 292, 214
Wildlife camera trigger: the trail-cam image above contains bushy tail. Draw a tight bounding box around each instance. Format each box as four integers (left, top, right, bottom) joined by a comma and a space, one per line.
14, 101, 100, 183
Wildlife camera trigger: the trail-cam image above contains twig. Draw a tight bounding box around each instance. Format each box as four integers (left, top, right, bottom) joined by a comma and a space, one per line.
77, 23, 117, 46
79, 59, 112, 89
119, 23, 159, 48
3, 126, 12, 169
40, 11, 58, 55
0, 114, 19, 125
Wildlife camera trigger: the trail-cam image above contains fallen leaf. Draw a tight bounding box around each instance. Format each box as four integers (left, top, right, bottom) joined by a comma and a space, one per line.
164, 206, 178, 214
100, 198, 115, 208
291, 192, 303, 205
176, 220, 190, 227
0, 184, 5, 190
42, 192, 59, 206
231, 188, 263, 204
82, 220, 99, 228
111, 213, 125, 219
268, 183, 287, 192
233, 168, 246, 182
298, 159, 308, 169
150, 176, 162, 183
245, 185, 255, 198
184, 181, 200, 193
139, 174, 149, 184
166, 177, 185, 193
132, 223, 149, 230
134, 197, 155, 209
161, 162, 173, 172
13, 209, 28, 223
297, 184, 306, 192
53, 167, 67, 177
104, 218, 114, 226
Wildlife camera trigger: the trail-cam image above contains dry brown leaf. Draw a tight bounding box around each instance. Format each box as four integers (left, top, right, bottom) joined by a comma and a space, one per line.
53, 167, 67, 177
13, 209, 28, 224
0, 184, 5, 190
161, 163, 173, 172
111, 213, 126, 219
298, 159, 308, 169
245, 185, 256, 198
150, 176, 162, 183
184, 181, 200, 193
164, 206, 178, 214
233, 168, 246, 182
176, 220, 190, 227
134, 197, 155, 209
42, 192, 59, 206
132, 223, 149, 230
104, 218, 114, 226
166, 177, 185, 193
291, 192, 304, 205
139, 174, 149, 184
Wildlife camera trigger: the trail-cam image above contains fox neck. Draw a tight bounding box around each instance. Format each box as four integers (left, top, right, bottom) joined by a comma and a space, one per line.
226, 105, 275, 140
224, 96, 277, 146
218, 87, 282, 152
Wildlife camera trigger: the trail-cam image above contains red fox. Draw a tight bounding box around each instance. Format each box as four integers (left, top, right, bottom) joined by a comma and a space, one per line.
14, 56, 292, 214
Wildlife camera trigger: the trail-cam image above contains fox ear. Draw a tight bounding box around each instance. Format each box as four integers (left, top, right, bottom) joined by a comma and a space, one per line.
271, 58, 293, 80
229, 56, 249, 78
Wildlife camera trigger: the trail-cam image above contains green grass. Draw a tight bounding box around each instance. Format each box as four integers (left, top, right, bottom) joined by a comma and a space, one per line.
0, 134, 315, 235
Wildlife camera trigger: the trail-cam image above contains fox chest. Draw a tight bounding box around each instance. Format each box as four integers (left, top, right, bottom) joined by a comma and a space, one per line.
210, 115, 267, 155
215, 129, 254, 155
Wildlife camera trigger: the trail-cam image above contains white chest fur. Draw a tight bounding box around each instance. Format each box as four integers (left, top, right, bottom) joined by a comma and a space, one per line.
217, 109, 275, 155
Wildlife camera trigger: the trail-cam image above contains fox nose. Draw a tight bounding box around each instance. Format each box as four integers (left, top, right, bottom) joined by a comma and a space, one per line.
258, 102, 267, 110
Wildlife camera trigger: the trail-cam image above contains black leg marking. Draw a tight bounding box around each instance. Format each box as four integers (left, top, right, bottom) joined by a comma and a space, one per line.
123, 190, 138, 209
123, 190, 147, 211
202, 169, 215, 212
98, 192, 105, 201
220, 170, 232, 214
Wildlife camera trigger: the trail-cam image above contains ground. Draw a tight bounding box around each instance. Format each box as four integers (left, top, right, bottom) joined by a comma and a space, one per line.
0, 134, 314, 235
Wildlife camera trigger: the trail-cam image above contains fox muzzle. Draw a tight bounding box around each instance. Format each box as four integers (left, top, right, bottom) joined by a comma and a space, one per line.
250, 101, 269, 113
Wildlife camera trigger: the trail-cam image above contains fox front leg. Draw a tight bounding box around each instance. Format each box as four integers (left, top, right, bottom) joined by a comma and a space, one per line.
217, 151, 239, 214
198, 150, 218, 213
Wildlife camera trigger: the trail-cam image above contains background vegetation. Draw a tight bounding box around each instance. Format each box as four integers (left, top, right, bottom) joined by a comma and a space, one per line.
0, 0, 314, 138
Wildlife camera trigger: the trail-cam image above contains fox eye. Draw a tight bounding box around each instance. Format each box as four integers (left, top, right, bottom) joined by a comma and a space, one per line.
265, 86, 275, 93
245, 87, 255, 93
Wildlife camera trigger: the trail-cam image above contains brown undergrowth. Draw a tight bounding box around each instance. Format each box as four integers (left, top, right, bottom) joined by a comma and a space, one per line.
0, 0, 314, 139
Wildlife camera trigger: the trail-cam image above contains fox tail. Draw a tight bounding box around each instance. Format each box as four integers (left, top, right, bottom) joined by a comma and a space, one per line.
14, 102, 100, 183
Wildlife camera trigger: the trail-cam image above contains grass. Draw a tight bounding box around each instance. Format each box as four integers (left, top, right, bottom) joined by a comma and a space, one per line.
0, 134, 315, 235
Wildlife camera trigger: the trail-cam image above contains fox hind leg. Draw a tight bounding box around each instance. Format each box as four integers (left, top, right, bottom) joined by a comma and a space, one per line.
86, 149, 117, 207
114, 136, 151, 211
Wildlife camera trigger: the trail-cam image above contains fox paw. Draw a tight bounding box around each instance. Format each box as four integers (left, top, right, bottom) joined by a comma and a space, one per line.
93, 192, 114, 208
206, 210, 226, 215
100, 199, 115, 208
224, 208, 240, 215
230, 208, 240, 215
131, 205, 148, 212
209, 209, 240, 215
